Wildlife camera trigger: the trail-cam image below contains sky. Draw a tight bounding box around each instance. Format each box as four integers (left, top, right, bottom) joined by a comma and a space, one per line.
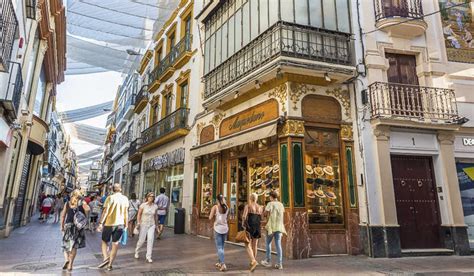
56, 71, 122, 159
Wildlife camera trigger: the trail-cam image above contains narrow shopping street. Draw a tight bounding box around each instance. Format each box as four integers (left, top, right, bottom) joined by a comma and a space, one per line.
0, 216, 473, 275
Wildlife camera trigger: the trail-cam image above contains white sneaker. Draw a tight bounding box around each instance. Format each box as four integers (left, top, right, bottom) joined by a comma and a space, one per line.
146, 258, 153, 263
134, 253, 139, 259
260, 260, 271, 267
274, 264, 283, 270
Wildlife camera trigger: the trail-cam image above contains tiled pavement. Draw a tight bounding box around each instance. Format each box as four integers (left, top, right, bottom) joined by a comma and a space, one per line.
1, 217, 474, 275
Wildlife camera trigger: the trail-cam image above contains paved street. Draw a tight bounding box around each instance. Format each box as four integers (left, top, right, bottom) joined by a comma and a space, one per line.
0, 217, 473, 275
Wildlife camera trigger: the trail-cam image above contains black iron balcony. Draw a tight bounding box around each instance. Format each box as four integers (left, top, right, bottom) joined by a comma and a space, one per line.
203, 21, 352, 100
369, 82, 459, 122
0, 0, 18, 72
117, 94, 135, 122
134, 85, 148, 113
141, 108, 189, 148
26, 0, 36, 19
0, 62, 23, 122
148, 34, 192, 86
106, 111, 115, 126
374, 0, 423, 22
128, 138, 143, 161
111, 129, 132, 156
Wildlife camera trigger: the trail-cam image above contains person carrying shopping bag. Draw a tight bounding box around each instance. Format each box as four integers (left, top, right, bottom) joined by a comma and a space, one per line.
134, 192, 158, 263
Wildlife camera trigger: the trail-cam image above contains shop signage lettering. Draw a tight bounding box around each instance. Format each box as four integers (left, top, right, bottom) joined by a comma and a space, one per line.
463, 138, 474, 146
220, 99, 278, 138
167, 174, 184, 182
144, 147, 185, 172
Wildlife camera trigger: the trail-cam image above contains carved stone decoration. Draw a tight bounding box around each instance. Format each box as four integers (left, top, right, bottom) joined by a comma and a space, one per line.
289, 83, 314, 111
340, 124, 354, 141
209, 112, 225, 135
437, 131, 455, 145
279, 119, 305, 137
326, 87, 351, 119
268, 83, 288, 113
196, 122, 206, 143
373, 125, 390, 141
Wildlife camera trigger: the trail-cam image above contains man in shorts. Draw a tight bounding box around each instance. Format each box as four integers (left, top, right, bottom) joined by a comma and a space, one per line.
155, 187, 169, 239
97, 184, 129, 271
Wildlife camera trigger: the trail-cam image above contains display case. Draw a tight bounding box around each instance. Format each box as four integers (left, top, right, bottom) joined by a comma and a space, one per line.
304, 128, 343, 225
248, 157, 280, 205
200, 158, 214, 216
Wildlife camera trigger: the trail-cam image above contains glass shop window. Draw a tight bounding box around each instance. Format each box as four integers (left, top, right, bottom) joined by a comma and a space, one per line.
200, 158, 214, 216
304, 128, 344, 225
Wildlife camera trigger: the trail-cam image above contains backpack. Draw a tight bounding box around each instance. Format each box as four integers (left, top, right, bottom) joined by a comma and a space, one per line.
67, 201, 88, 230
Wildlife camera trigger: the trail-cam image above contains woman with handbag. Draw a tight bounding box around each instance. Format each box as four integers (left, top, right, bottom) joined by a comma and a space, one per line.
60, 189, 90, 271
128, 193, 140, 238
242, 193, 263, 272
134, 192, 158, 263
209, 194, 228, 272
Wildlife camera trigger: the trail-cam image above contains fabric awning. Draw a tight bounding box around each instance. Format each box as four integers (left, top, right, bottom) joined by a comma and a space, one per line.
190, 121, 278, 157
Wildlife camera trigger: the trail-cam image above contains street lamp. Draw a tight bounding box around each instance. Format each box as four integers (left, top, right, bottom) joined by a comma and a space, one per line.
126, 49, 142, 56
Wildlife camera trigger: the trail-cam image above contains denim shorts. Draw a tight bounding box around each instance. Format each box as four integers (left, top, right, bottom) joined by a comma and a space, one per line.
158, 215, 167, 225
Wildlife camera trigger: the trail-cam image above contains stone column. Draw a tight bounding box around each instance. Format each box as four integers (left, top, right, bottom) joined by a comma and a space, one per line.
437, 131, 470, 255
367, 125, 401, 257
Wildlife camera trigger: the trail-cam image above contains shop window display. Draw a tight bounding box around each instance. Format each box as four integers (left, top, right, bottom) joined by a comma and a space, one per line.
304, 128, 343, 225
200, 158, 214, 216
249, 158, 280, 206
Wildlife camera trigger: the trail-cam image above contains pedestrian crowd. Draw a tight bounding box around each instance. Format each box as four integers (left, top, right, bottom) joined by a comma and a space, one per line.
41, 183, 284, 272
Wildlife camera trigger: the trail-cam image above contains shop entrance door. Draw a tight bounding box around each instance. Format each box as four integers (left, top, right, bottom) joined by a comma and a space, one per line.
13, 153, 32, 228
227, 158, 248, 241
391, 155, 442, 249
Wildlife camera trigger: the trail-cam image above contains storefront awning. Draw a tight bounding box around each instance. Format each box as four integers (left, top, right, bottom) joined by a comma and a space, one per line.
190, 121, 278, 157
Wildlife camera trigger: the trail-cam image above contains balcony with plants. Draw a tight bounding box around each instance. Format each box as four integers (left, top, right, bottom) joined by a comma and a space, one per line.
374, 0, 427, 37
139, 107, 190, 151
368, 82, 461, 126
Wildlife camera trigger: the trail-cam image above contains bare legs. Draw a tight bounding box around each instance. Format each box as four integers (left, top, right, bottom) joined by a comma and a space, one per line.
108, 242, 120, 267
246, 238, 259, 271
128, 220, 135, 237
101, 241, 109, 262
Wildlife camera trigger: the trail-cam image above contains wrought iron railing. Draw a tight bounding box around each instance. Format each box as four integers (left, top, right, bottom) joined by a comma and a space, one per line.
148, 34, 192, 84
117, 94, 135, 121
374, 0, 423, 22
26, 0, 36, 19
1, 62, 23, 121
111, 130, 131, 155
106, 111, 115, 126
141, 108, 189, 147
128, 138, 142, 157
0, 0, 18, 72
203, 21, 352, 100
134, 85, 148, 105
369, 82, 459, 122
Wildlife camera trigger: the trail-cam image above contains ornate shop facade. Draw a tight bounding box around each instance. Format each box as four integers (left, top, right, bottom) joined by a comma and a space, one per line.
191, 0, 361, 258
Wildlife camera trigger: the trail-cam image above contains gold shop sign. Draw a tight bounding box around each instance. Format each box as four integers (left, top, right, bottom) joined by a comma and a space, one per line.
220, 99, 278, 138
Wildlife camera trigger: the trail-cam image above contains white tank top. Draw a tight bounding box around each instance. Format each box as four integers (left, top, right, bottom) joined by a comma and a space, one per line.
214, 208, 229, 234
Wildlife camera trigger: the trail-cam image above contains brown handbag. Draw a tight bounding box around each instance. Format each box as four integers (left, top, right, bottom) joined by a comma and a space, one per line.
235, 229, 250, 243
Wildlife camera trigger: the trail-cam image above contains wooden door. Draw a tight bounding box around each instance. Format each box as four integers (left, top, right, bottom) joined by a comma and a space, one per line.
391, 155, 442, 249
383, 0, 409, 17
386, 53, 423, 117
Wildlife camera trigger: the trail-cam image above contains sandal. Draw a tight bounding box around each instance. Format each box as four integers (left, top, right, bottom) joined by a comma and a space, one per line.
62, 261, 69, 270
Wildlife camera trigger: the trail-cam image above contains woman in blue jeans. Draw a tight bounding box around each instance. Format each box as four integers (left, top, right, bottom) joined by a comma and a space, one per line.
209, 194, 229, 272
261, 190, 286, 269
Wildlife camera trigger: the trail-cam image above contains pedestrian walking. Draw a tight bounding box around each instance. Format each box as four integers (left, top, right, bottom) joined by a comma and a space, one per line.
154, 187, 169, 239
97, 183, 129, 271
260, 190, 286, 270
242, 193, 263, 272
53, 194, 64, 223
41, 195, 54, 222
88, 196, 101, 231
134, 192, 158, 263
128, 193, 140, 238
209, 194, 228, 272
60, 189, 90, 271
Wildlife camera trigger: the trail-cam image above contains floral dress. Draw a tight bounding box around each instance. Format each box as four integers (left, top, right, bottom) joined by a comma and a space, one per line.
62, 203, 86, 252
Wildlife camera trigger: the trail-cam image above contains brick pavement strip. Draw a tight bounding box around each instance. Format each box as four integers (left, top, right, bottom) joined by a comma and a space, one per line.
0, 218, 474, 275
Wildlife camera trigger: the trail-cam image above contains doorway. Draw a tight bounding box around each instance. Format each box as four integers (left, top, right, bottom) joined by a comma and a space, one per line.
13, 153, 32, 228
226, 157, 248, 241
391, 155, 442, 249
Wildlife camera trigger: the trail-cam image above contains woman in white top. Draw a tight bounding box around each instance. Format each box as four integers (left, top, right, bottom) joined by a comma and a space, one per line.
134, 192, 158, 263
128, 193, 141, 238
209, 194, 228, 272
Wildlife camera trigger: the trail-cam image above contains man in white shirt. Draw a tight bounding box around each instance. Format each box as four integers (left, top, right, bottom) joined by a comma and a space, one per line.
154, 187, 169, 239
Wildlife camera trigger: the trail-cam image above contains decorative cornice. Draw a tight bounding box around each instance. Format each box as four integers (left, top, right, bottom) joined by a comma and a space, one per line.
326, 87, 351, 119
209, 112, 225, 135
278, 119, 305, 138
268, 82, 287, 113
437, 131, 455, 145
289, 82, 314, 111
